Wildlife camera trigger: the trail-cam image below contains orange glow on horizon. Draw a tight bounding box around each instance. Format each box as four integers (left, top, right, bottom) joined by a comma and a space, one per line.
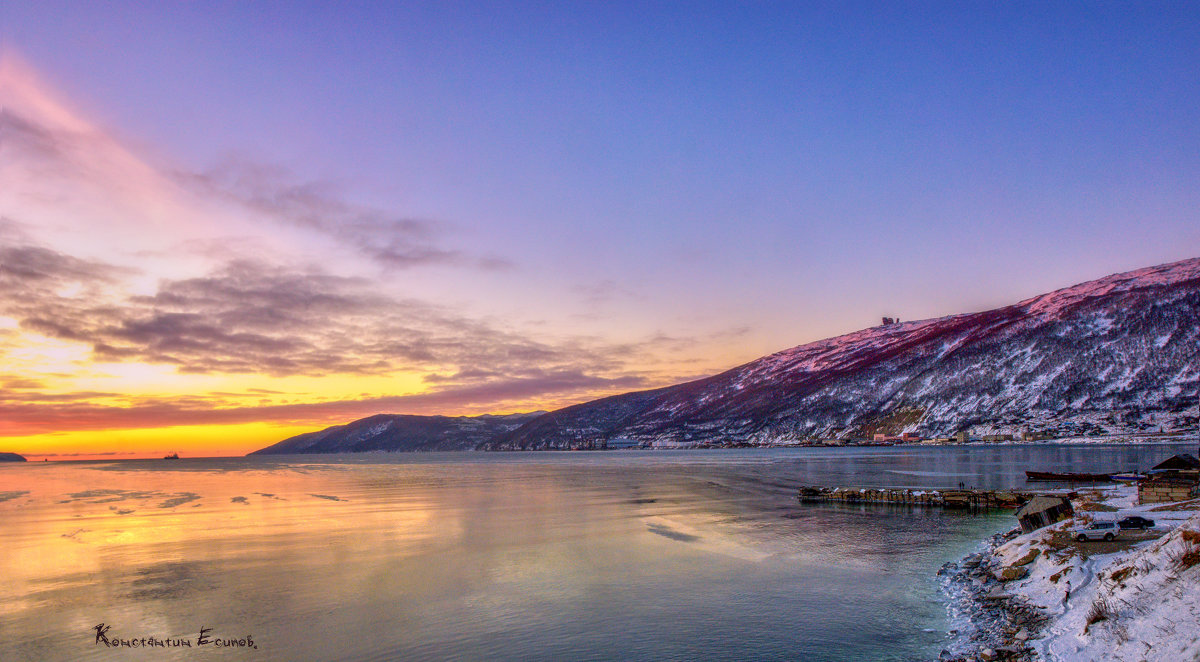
0, 382, 668, 459
6, 422, 318, 460
1, 52, 766, 460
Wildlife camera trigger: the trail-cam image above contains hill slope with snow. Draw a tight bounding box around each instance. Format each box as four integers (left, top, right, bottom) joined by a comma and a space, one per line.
487, 258, 1200, 449
251, 412, 544, 454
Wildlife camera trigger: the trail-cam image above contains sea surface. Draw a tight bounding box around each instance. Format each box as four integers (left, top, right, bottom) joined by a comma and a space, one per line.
0, 443, 1192, 661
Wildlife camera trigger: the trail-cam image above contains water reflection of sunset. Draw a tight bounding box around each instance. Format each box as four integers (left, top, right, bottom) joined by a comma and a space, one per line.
1, 462, 445, 631
2, 451, 1051, 660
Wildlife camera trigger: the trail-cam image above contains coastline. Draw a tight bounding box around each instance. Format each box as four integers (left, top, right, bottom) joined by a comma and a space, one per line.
939, 529, 1045, 661
941, 484, 1200, 661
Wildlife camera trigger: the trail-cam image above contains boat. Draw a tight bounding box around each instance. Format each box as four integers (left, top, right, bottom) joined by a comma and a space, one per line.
1110, 472, 1148, 482
163, 452, 180, 460
1025, 470, 1113, 482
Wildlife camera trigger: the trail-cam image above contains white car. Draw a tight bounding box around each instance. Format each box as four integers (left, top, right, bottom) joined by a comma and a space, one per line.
1073, 521, 1121, 542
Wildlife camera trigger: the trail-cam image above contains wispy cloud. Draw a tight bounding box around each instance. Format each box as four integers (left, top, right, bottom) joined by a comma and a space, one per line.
0, 55, 746, 445
0, 243, 574, 376
180, 158, 511, 271
571, 279, 644, 306
0, 234, 680, 413
0, 243, 131, 289
3, 56, 508, 275
0, 371, 647, 435
0, 375, 47, 390
0, 108, 67, 160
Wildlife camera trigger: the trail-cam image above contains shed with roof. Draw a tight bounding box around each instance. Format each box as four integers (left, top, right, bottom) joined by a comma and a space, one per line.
1015, 495, 1074, 533
1152, 453, 1200, 473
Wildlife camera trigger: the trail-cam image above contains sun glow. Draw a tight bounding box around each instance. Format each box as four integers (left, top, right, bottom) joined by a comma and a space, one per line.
0, 51, 753, 459
11, 422, 317, 460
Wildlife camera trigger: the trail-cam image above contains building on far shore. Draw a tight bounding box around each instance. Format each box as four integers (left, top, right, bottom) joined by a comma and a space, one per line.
872, 432, 923, 443
606, 438, 642, 450
921, 437, 956, 445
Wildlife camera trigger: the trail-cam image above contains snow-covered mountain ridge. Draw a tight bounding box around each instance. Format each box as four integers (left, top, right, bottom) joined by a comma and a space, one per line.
252, 258, 1199, 454
488, 257, 1200, 449
251, 412, 544, 454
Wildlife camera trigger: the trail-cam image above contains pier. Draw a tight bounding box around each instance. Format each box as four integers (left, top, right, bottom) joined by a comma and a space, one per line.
797, 486, 1047, 509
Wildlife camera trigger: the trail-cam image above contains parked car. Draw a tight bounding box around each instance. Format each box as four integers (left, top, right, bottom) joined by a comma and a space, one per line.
1117, 515, 1156, 530
1073, 521, 1120, 542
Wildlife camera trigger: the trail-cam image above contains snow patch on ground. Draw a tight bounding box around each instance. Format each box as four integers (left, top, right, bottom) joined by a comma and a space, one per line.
959, 484, 1200, 661
1030, 513, 1200, 660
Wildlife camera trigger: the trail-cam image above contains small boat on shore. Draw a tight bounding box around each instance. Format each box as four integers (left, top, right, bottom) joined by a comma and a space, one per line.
1025, 470, 1113, 482
1110, 472, 1148, 482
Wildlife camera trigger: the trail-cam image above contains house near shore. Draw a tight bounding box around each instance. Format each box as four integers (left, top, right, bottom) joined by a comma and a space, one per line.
1015, 495, 1074, 533
1151, 454, 1200, 477
1139, 476, 1200, 504
1135, 454, 1199, 504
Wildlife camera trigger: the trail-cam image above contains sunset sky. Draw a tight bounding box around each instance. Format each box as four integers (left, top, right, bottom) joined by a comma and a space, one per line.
1, 2, 1198, 458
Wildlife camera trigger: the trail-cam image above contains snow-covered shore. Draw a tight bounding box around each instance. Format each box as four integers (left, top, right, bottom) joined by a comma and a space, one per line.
942, 484, 1200, 661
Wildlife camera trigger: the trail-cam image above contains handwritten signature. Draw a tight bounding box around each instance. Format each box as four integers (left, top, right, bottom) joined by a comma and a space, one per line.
94, 624, 259, 650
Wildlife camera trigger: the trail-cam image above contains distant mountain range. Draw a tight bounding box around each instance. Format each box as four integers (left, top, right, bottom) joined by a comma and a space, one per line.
251, 412, 544, 454
253, 258, 1200, 454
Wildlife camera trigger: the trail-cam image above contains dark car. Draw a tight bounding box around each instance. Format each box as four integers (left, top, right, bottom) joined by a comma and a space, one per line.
1118, 516, 1156, 530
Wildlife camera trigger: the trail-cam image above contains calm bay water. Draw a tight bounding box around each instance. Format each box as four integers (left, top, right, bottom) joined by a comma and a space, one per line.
0, 444, 1192, 661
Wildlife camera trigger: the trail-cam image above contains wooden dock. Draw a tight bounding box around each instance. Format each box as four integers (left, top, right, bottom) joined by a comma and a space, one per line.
797, 486, 1043, 509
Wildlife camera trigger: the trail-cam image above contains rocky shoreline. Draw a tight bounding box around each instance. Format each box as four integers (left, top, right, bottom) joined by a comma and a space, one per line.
938, 530, 1050, 662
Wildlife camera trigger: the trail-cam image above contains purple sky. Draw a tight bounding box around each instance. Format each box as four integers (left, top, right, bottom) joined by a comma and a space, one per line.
1, 1, 1198, 452
7, 2, 1198, 324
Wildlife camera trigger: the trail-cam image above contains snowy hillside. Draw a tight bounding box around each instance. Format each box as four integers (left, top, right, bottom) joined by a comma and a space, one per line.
251, 412, 544, 454
969, 485, 1200, 661
488, 258, 1200, 449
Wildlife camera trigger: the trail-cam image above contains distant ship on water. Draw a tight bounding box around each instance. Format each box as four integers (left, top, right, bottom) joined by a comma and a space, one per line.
163, 452, 180, 460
